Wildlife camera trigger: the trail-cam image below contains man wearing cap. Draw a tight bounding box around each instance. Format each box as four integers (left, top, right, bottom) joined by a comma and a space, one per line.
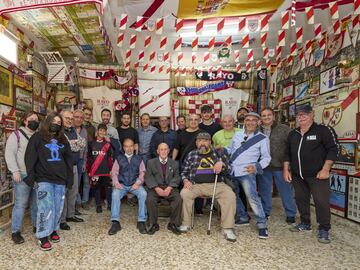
234, 107, 249, 131
283, 105, 338, 244
179, 132, 237, 242
199, 105, 222, 137
227, 112, 271, 239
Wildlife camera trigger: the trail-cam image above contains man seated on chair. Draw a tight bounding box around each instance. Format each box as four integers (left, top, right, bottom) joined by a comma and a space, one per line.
179, 132, 237, 242
145, 143, 182, 235
108, 138, 147, 235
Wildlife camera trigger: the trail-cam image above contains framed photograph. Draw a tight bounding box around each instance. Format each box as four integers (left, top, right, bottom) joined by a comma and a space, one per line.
15, 87, 32, 111
294, 81, 310, 101
347, 177, 360, 223
0, 66, 13, 106
320, 66, 340, 95
337, 142, 356, 165
288, 104, 296, 120
329, 169, 348, 217
282, 83, 293, 101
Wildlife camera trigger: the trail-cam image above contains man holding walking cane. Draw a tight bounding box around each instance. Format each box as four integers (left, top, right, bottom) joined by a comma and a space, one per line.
179, 132, 237, 242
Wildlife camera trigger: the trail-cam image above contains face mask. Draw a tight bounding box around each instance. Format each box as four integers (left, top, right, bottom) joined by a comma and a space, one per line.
49, 123, 61, 133
27, 120, 39, 131
124, 153, 133, 159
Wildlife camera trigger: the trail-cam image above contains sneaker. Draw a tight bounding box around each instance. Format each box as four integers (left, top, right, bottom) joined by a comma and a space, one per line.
178, 225, 191, 233
75, 209, 82, 216
318, 229, 331, 244
11, 232, 25, 244
265, 214, 270, 220
286, 217, 296, 225
108, 221, 121, 235
60, 222, 71, 230
96, 205, 103, 213
258, 228, 269, 239
290, 223, 312, 232
223, 229, 237, 242
235, 220, 250, 227
38, 237, 52, 251
50, 231, 60, 243
137, 222, 148, 234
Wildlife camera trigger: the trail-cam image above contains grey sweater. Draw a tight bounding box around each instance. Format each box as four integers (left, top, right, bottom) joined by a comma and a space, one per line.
260, 123, 291, 170
5, 127, 35, 174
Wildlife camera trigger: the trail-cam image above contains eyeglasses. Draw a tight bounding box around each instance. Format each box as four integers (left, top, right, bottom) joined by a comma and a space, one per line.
241, 136, 248, 145
64, 117, 74, 121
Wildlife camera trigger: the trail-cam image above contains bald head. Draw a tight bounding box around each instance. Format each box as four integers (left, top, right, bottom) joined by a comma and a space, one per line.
221, 115, 234, 131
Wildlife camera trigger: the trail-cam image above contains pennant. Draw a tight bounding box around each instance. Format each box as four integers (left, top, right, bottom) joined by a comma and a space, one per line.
149, 51, 156, 62
207, 66, 214, 73
329, 1, 339, 20
129, 34, 137, 49
192, 37, 199, 51
266, 59, 271, 69
125, 49, 131, 60
144, 35, 151, 48
296, 27, 303, 43
174, 37, 182, 51
260, 14, 270, 32
208, 37, 215, 51
314, 24, 322, 39
246, 62, 252, 73
260, 32, 267, 47
247, 49, 254, 62
306, 7, 314, 24
163, 52, 169, 62
287, 55, 293, 65
135, 16, 145, 32
178, 52, 184, 65
224, 36, 232, 46
119, 14, 128, 30
138, 50, 145, 62
117, 33, 124, 47
256, 60, 262, 70
239, 17, 246, 32
355, 0, 360, 15
159, 36, 167, 50
217, 18, 225, 33
242, 34, 250, 48
181, 67, 187, 76
319, 36, 326, 50
196, 19, 204, 34
125, 61, 131, 71
333, 20, 340, 35
166, 66, 171, 74
278, 30, 286, 46
175, 18, 184, 33
143, 63, 149, 73
158, 65, 164, 73
150, 65, 156, 74
192, 52, 197, 63
305, 39, 314, 54
276, 46, 282, 57
156, 18, 164, 35
174, 67, 179, 77
234, 50, 240, 62
281, 11, 290, 29
189, 67, 195, 75
236, 63, 241, 73
216, 66, 222, 76
263, 47, 269, 59
134, 61, 139, 69
204, 52, 210, 63
290, 43, 297, 55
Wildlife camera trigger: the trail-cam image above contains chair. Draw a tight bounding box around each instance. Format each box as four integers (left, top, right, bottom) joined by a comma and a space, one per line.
191, 197, 221, 229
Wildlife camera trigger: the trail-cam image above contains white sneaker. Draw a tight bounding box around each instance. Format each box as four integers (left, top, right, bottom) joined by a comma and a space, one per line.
223, 229, 237, 242
178, 225, 191, 232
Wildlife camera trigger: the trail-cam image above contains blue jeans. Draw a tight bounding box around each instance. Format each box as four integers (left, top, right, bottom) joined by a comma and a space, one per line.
111, 185, 147, 222
233, 174, 267, 229
257, 168, 297, 218
11, 174, 37, 233
35, 182, 66, 239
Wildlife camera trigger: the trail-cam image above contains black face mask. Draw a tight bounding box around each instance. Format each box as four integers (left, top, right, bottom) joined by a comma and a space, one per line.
49, 123, 61, 133
27, 120, 39, 131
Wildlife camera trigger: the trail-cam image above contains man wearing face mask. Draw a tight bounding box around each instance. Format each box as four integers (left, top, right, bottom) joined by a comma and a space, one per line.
234, 107, 249, 131
5, 111, 40, 244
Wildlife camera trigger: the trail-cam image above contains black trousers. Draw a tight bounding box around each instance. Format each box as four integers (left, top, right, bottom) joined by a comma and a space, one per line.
93, 176, 111, 207
146, 188, 182, 226
292, 175, 331, 231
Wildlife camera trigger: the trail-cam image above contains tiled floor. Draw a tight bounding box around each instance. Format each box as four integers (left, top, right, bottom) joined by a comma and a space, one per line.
0, 198, 359, 270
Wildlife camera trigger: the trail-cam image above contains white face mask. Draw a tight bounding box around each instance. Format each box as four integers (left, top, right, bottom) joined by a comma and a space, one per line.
124, 153, 133, 158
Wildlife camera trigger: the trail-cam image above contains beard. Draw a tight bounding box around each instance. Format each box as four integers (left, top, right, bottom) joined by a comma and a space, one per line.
198, 146, 208, 154
237, 116, 245, 122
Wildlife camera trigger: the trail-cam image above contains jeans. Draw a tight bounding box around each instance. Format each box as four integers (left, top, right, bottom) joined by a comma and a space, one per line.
257, 168, 297, 218
76, 159, 90, 205
111, 185, 147, 222
232, 174, 267, 229
11, 174, 37, 233
35, 182, 66, 239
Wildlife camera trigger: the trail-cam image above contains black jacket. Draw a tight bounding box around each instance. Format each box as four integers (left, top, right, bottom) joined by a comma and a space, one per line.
284, 122, 339, 178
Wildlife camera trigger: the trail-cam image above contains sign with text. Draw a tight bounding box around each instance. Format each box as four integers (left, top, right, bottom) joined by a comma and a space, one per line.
195, 70, 249, 81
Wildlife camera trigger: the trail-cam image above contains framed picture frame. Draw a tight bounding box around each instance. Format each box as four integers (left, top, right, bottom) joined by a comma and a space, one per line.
337, 141, 356, 165
329, 168, 348, 217
294, 81, 310, 101
282, 83, 293, 101
0, 66, 13, 106
347, 177, 360, 223
15, 87, 32, 112
288, 103, 296, 121
320, 66, 340, 95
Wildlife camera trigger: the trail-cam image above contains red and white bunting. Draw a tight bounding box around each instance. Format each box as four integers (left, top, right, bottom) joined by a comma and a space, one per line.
181, 67, 187, 76
150, 65, 156, 74
305, 39, 313, 54
281, 11, 290, 29
276, 57, 281, 67
197, 69, 203, 77
144, 35, 151, 48
296, 27, 303, 43
129, 34, 137, 49
134, 61, 139, 69
263, 47, 269, 58
125, 61, 131, 71
163, 52, 170, 62
255, 60, 262, 70
260, 14, 270, 32
156, 18, 164, 35
246, 62, 252, 73
319, 37, 326, 50
117, 33, 124, 47
139, 50, 145, 62
217, 18, 225, 33
192, 52, 197, 63
174, 37, 182, 51
224, 36, 232, 46
299, 48, 305, 61
166, 66, 171, 74
276, 46, 282, 57
355, 0, 360, 15
242, 34, 249, 48
266, 59, 271, 69
119, 14, 128, 30
239, 17, 246, 32
143, 63, 149, 73
189, 67, 195, 75
260, 32, 267, 47
278, 30, 286, 46
158, 65, 164, 73
216, 65, 222, 76
236, 63, 241, 73
159, 36, 167, 50
175, 19, 184, 33
329, 1, 339, 20
247, 49, 254, 62
290, 43, 297, 55
178, 52, 183, 65
287, 55, 293, 65
234, 50, 240, 62
314, 24, 322, 39
207, 66, 214, 73
204, 52, 210, 63
149, 51, 156, 62
208, 37, 215, 51
174, 67, 179, 77
353, 15, 360, 30
192, 37, 199, 51
135, 16, 145, 32
125, 49, 131, 61
333, 20, 341, 35
196, 19, 204, 34
306, 6, 314, 24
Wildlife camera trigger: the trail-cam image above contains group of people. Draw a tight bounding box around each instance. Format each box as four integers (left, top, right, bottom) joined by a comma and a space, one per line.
4, 103, 339, 251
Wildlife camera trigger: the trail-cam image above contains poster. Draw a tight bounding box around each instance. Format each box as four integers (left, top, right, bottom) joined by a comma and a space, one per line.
294, 81, 310, 101
0, 66, 13, 106
337, 142, 356, 165
16, 87, 32, 111
329, 169, 348, 217
347, 177, 360, 223
33, 73, 47, 114
320, 66, 340, 94
282, 83, 293, 101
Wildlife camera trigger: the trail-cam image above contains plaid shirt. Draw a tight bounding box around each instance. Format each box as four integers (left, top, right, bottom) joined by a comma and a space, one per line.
181, 147, 231, 183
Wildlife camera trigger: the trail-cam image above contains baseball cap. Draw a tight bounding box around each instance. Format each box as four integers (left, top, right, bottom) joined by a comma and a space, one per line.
196, 132, 211, 140
245, 112, 260, 119
296, 104, 313, 114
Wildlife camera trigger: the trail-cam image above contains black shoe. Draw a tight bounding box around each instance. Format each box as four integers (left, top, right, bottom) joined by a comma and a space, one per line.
11, 232, 25, 244
60, 222, 71, 230
75, 209, 82, 216
137, 222, 147, 234
195, 209, 204, 216
167, 223, 181, 235
66, 216, 84, 222
33, 226, 36, 234
147, 224, 160, 235
96, 205, 103, 213
108, 221, 121, 235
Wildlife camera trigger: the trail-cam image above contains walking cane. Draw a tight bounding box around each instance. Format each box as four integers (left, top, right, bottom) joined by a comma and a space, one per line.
207, 174, 219, 235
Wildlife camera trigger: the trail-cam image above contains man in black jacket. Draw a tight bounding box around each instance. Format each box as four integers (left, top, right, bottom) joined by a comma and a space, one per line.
283, 105, 338, 244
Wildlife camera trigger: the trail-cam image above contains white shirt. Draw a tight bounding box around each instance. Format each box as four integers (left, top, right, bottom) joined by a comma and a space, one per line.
159, 157, 168, 164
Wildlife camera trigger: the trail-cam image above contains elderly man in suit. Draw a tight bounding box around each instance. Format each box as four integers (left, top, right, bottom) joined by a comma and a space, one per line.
145, 143, 182, 235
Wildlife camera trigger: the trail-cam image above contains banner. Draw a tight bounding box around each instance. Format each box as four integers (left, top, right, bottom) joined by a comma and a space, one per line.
0, 0, 103, 15
212, 88, 249, 118
177, 81, 235, 96
195, 70, 249, 81
78, 68, 133, 86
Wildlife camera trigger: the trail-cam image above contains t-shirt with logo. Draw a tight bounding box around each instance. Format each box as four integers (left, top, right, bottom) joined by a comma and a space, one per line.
193, 151, 217, 184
